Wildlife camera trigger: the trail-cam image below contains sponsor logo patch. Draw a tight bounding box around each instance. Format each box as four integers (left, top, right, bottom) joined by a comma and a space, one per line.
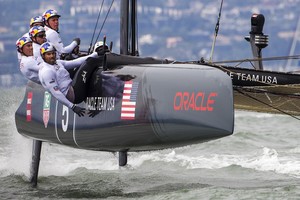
85, 97, 115, 111
43, 91, 51, 128
82, 70, 87, 83
173, 92, 218, 111
26, 92, 33, 122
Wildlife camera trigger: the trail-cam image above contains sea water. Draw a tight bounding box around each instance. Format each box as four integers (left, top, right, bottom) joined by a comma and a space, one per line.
0, 87, 299, 199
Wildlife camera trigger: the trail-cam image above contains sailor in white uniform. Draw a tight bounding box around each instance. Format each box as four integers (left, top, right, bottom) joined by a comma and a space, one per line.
17, 32, 31, 63
17, 16, 44, 63
38, 42, 100, 116
42, 9, 80, 57
29, 26, 47, 63
16, 36, 41, 84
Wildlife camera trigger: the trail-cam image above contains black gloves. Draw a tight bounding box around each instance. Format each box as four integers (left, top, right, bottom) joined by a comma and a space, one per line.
73, 38, 81, 46
71, 105, 102, 118
72, 105, 85, 117
88, 110, 101, 118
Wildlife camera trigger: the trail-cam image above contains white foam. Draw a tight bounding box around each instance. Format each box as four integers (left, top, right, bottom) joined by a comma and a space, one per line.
235, 110, 283, 119
3, 135, 300, 179
0, 131, 32, 177
240, 147, 300, 177
289, 146, 300, 153
127, 147, 300, 178
38, 143, 119, 176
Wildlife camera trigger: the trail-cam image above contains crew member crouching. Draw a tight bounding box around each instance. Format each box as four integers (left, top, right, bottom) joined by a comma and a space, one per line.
38, 42, 102, 117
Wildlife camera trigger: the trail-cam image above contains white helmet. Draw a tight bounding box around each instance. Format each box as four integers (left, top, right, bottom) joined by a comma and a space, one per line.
29, 26, 46, 38
93, 41, 108, 52
30, 16, 44, 27
16, 36, 32, 51
40, 42, 56, 55
43, 9, 61, 22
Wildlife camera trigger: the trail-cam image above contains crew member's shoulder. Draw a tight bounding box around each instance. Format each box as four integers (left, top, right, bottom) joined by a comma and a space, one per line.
45, 27, 59, 38
21, 56, 36, 64
39, 62, 53, 72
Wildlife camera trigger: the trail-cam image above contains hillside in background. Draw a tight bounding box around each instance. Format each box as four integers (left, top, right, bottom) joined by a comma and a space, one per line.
0, 0, 300, 86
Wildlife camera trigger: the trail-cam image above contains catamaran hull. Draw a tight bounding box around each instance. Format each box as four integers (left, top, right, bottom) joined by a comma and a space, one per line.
211, 65, 300, 115
15, 64, 234, 152
222, 66, 300, 86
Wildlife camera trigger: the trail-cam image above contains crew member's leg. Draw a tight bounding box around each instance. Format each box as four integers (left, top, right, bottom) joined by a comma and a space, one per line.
87, 67, 103, 98
86, 68, 103, 117
72, 56, 104, 104
67, 67, 78, 79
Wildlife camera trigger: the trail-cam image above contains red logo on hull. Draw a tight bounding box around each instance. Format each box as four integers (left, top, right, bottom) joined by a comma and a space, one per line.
173, 92, 217, 111
26, 92, 33, 121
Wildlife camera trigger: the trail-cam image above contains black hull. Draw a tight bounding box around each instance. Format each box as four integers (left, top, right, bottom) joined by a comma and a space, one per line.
211, 65, 300, 115
219, 65, 300, 86
15, 63, 234, 152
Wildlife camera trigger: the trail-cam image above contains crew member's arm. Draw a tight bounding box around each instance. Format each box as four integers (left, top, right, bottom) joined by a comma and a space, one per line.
20, 57, 41, 83
40, 69, 74, 108
60, 52, 99, 70
47, 31, 78, 54
25, 57, 40, 71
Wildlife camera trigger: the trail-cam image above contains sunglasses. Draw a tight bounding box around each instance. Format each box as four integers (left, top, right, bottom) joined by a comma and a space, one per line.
36, 34, 46, 38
